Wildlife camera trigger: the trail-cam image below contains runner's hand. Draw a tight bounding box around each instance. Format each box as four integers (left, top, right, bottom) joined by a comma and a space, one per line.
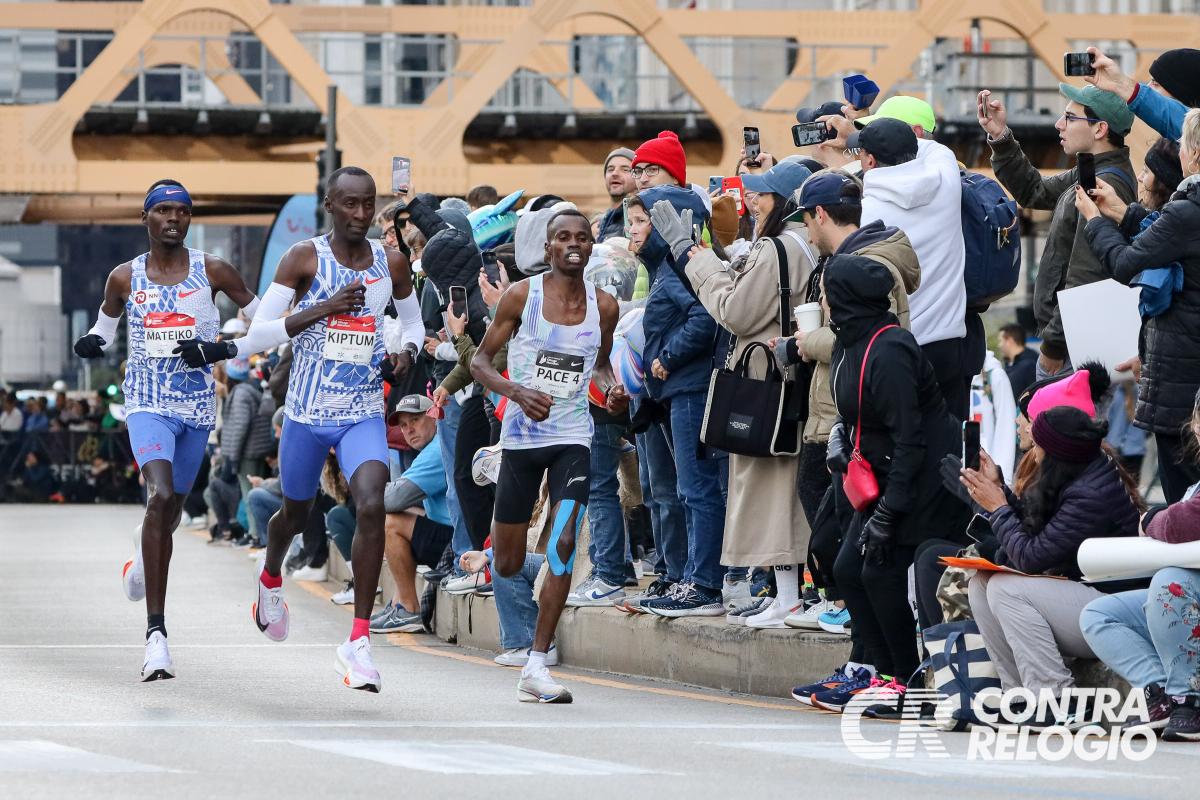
394, 349, 414, 380
173, 338, 235, 368
378, 354, 396, 384
514, 387, 553, 422
605, 385, 630, 415
73, 334, 106, 359
321, 281, 366, 316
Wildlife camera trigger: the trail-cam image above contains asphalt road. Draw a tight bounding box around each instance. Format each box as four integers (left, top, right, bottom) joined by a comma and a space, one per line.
1, 504, 1196, 799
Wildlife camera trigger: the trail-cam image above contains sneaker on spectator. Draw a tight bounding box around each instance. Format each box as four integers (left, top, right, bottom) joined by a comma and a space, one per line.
644, 582, 724, 617
809, 673, 881, 714
474, 582, 494, 597
786, 598, 836, 629
369, 603, 423, 634
517, 665, 571, 704
331, 580, 356, 606
494, 643, 559, 667
726, 596, 771, 625
567, 574, 625, 607
722, 573, 751, 609
1163, 696, 1200, 742
443, 571, 486, 595
1129, 684, 1175, 734
291, 563, 329, 583
792, 665, 870, 706
746, 599, 799, 629
639, 551, 659, 576
817, 605, 851, 635
616, 577, 674, 614
335, 636, 381, 693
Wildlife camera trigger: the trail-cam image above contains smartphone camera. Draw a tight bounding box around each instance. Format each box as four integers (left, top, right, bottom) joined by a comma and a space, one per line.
449, 285, 468, 319
743, 127, 761, 163
792, 121, 833, 148
962, 420, 981, 472
1077, 152, 1097, 192
1064, 52, 1096, 77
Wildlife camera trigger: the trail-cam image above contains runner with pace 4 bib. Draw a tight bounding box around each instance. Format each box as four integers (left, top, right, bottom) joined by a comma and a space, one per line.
73, 179, 265, 682
177, 167, 424, 692
471, 209, 629, 703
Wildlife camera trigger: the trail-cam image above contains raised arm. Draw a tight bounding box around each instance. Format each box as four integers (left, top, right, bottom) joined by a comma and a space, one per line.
387, 247, 423, 376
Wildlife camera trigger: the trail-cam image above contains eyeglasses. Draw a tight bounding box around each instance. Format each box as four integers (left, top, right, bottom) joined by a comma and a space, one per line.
630, 164, 662, 179
1062, 112, 1103, 125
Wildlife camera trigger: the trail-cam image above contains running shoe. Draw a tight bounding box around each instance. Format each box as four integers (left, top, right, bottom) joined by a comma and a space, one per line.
644, 582, 725, 617
1129, 684, 1175, 734
473, 581, 494, 597
785, 598, 836, 629
791, 665, 870, 706
517, 665, 572, 704
722, 573, 752, 609
746, 599, 800, 629
808, 673, 880, 713
494, 643, 559, 668
253, 557, 289, 642
369, 603, 423, 634
471, 444, 502, 487
616, 577, 675, 613
816, 606, 852, 635
726, 596, 771, 625
567, 574, 626, 607
122, 532, 145, 602
291, 563, 329, 582
330, 580, 356, 606
335, 636, 381, 693
1164, 696, 1200, 742
443, 571, 487, 595
141, 631, 175, 682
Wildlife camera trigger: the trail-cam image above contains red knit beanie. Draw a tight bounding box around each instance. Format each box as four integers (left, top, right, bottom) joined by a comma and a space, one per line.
632, 131, 687, 186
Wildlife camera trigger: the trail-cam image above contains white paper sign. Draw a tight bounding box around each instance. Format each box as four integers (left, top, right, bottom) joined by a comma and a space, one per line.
1057, 279, 1141, 381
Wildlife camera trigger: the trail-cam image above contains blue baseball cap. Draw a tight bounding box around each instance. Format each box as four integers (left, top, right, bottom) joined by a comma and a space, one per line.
785, 171, 862, 223
740, 161, 813, 199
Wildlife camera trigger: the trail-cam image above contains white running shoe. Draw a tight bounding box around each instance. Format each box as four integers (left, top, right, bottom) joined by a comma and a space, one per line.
335, 637, 382, 693
517, 665, 572, 703
253, 557, 289, 642
746, 598, 798, 629
471, 444, 503, 487
122, 534, 145, 602
721, 573, 751, 610
141, 631, 175, 682
291, 564, 329, 582
443, 572, 486, 595
330, 580, 356, 606
494, 643, 559, 668
566, 574, 625, 607
785, 598, 835, 629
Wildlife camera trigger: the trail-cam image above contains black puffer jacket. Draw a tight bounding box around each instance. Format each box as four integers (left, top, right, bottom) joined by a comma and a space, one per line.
987, 454, 1139, 579
1086, 179, 1200, 434
827, 254, 970, 546
404, 196, 487, 342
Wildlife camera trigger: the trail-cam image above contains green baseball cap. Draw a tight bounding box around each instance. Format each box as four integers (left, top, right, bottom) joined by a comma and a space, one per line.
1058, 82, 1135, 135
853, 95, 937, 133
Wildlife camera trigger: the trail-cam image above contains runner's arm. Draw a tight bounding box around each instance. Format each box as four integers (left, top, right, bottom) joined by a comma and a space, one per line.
470, 281, 527, 400
80, 264, 131, 353
204, 255, 260, 317
387, 248, 423, 357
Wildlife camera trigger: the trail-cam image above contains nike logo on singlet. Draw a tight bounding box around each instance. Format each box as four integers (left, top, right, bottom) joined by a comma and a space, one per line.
178, 288, 203, 298
365, 276, 385, 285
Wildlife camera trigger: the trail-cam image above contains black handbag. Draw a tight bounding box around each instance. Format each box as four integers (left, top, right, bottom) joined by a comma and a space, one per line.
699, 237, 805, 457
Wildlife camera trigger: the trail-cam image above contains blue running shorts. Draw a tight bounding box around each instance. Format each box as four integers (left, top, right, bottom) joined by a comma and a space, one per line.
278, 416, 388, 501
126, 411, 210, 495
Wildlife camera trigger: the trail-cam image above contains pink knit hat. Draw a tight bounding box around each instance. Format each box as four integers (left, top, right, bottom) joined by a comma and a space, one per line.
1026, 369, 1097, 422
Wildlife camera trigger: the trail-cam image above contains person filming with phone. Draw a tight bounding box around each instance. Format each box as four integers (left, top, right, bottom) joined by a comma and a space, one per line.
979, 82, 1137, 382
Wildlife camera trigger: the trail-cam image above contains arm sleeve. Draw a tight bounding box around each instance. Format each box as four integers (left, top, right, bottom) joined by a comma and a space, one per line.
393, 290, 424, 353
241, 295, 261, 319
384, 476, 426, 515
232, 282, 295, 358
87, 308, 122, 351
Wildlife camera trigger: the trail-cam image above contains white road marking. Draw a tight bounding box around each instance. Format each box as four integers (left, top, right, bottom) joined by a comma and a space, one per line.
0, 720, 815, 730
276, 739, 656, 775
0, 741, 170, 773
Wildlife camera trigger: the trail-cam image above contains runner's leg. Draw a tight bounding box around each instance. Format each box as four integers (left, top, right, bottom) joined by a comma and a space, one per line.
335, 417, 390, 627
531, 445, 590, 654
266, 418, 328, 577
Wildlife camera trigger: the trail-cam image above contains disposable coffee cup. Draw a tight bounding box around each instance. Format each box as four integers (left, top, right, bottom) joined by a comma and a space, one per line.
793, 302, 823, 333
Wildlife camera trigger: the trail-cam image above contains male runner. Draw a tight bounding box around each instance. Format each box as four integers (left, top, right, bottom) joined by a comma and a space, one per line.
73, 179, 276, 681
178, 166, 424, 693
471, 209, 629, 703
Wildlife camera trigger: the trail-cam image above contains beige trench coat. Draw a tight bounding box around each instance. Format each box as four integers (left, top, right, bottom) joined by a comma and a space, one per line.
685, 222, 816, 566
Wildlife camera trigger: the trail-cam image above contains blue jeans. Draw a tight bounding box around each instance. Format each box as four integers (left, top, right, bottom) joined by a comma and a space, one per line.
1081, 567, 1200, 698
493, 553, 546, 650
437, 395, 471, 569
325, 503, 355, 562
245, 487, 281, 547
636, 421, 686, 583
587, 423, 627, 587
670, 390, 726, 591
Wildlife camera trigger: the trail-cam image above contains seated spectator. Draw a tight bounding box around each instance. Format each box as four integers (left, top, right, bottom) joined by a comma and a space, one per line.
10, 450, 56, 502
203, 452, 246, 546
370, 394, 455, 634
245, 408, 286, 553
460, 546, 559, 667
998, 323, 1038, 402
23, 398, 48, 434
959, 406, 1141, 715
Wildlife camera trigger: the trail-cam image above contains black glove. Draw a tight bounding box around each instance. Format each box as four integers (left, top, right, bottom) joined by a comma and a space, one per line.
859, 500, 901, 567
173, 338, 235, 368
826, 420, 851, 474
384, 299, 398, 319
379, 355, 396, 384
940, 454, 983, 514
74, 334, 106, 359
219, 456, 238, 484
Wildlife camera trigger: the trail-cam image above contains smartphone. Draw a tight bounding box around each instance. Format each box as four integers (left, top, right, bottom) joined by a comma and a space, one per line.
621, 195, 633, 237
792, 121, 832, 147
962, 420, 981, 472
1064, 52, 1096, 77
708, 175, 723, 195
391, 156, 411, 194
1077, 152, 1097, 192
449, 285, 467, 319
481, 250, 501, 285
721, 176, 745, 216
978, 91, 991, 120
743, 127, 761, 163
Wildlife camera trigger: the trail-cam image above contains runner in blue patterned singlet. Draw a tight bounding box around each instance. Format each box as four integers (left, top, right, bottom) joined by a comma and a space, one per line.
73, 179, 262, 683
175, 166, 425, 693
471, 209, 628, 704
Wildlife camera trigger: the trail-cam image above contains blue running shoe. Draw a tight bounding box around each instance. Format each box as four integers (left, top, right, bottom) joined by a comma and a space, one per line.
791, 664, 853, 706
808, 669, 877, 713
816, 606, 851, 635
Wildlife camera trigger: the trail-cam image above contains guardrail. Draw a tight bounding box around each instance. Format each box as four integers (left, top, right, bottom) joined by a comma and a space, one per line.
1, 429, 142, 504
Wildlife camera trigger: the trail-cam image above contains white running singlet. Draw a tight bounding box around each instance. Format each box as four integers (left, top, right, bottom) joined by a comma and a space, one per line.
123, 249, 220, 429
285, 235, 392, 426
501, 274, 601, 450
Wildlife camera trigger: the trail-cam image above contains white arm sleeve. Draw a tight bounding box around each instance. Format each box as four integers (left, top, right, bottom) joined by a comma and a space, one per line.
395, 290, 424, 353
232, 282, 295, 358
87, 308, 122, 351
382, 316, 403, 355
241, 294, 261, 319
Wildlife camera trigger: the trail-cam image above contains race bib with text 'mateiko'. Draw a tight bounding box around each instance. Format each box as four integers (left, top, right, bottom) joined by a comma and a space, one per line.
531, 350, 585, 399
143, 312, 197, 358
323, 314, 376, 365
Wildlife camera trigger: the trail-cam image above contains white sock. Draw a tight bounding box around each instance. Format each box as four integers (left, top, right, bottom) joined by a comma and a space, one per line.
523, 650, 548, 676
773, 564, 800, 610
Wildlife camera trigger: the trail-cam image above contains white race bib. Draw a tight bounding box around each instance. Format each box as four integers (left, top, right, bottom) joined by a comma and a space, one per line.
531, 349, 585, 399
323, 314, 376, 365
143, 312, 196, 358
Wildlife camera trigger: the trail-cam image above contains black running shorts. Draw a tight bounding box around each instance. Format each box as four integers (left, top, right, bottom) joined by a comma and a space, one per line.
493, 444, 591, 525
